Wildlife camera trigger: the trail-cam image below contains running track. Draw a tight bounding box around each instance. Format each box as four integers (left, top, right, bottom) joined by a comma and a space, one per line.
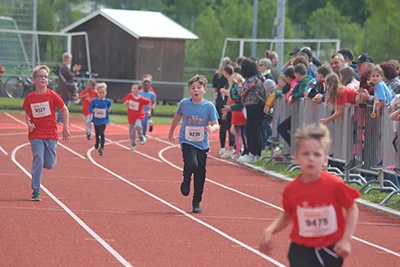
0, 112, 399, 267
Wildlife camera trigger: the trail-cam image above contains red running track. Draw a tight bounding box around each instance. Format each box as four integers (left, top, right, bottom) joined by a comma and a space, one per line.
0, 112, 399, 267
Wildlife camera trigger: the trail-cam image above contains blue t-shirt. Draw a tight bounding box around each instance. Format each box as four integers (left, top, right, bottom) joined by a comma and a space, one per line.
89, 97, 112, 125
139, 90, 156, 113
177, 98, 219, 150
374, 81, 393, 104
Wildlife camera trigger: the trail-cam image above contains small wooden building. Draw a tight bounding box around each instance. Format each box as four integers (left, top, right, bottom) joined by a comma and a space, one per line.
61, 8, 198, 102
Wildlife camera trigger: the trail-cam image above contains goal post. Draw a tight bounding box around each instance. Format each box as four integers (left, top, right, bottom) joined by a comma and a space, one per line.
0, 28, 92, 74
221, 37, 341, 69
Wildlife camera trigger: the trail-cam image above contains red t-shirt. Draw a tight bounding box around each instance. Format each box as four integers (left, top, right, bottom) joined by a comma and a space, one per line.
336, 86, 358, 106
79, 89, 98, 116
282, 171, 361, 248
122, 94, 152, 124
22, 89, 65, 140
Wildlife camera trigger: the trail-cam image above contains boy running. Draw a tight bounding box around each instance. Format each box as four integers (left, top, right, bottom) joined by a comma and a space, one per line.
89, 83, 112, 156
259, 123, 360, 267
139, 75, 157, 136
168, 75, 219, 214
22, 65, 71, 201
78, 79, 97, 140
123, 82, 152, 150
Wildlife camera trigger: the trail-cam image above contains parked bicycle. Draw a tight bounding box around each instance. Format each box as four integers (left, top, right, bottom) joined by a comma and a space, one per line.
4, 65, 35, 98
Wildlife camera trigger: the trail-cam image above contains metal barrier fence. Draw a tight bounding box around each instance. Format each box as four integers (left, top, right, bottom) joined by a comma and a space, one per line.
270, 97, 400, 204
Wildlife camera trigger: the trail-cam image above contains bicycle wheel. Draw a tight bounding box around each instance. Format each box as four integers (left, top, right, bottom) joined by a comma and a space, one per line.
5, 77, 24, 98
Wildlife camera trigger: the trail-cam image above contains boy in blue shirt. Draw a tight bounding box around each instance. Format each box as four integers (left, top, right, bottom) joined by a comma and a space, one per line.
89, 83, 112, 156
139, 76, 157, 138
168, 75, 220, 213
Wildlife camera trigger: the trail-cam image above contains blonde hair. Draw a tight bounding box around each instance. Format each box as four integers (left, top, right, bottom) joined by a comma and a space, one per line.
264, 50, 278, 61
87, 79, 96, 87
188, 74, 208, 87
325, 73, 342, 109
32, 65, 50, 78
295, 123, 331, 154
217, 57, 232, 78
96, 82, 107, 91
232, 72, 244, 84
370, 65, 384, 77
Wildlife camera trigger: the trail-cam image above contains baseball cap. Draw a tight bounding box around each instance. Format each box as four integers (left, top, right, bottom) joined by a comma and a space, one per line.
356, 53, 374, 64
289, 48, 300, 56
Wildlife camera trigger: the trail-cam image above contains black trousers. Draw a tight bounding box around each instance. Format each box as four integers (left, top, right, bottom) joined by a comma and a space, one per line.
245, 103, 264, 157
218, 111, 235, 149
94, 124, 106, 148
181, 143, 208, 204
277, 116, 291, 147
288, 243, 343, 267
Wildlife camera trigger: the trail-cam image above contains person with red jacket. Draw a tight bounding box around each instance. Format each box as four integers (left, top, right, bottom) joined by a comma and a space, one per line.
259, 123, 360, 267
78, 79, 97, 140
23, 65, 71, 201
123, 82, 152, 150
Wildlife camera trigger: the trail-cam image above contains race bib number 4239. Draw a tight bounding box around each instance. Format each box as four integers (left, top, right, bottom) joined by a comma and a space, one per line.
30, 101, 51, 118
185, 126, 205, 142
296, 205, 338, 238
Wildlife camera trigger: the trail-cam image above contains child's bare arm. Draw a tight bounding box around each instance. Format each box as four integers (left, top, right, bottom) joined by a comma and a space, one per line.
168, 114, 182, 141
259, 212, 291, 254
25, 112, 35, 132
389, 109, 400, 120
320, 105, 345, 125
334, 203, 359, 258
206, 120, 220, 134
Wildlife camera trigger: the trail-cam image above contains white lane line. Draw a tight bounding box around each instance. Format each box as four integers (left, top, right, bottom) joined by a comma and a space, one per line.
158, 145, 283, 211
4, 112, 26, 125
5, 113, 86, 160
70, 123, 87, 132
106, 138, 162, 163
86, 146, 286, 267
158, 145, 400, 258
0, 132, 26, 136
58, 142, 86, 160
11, 143, 132, 267
0, 146, 8, 156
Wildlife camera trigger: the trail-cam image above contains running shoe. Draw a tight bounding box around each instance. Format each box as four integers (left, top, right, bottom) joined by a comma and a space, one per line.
139, 135, 146, 145
31, 191, 41, 201
180, 178, 191, 196
94, 143, 99, 149
149, 120, 154, 133
131, 143, 137, 151
192, 202, 202, 214
99, 148, 104, 156
87, 134, 92, 140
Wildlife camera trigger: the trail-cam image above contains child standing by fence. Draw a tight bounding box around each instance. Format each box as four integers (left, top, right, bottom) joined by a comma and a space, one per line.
89, 83, 112, 156
168, 75, 219, 214
123, 82, 152, 150
259, 123, 360, 267
78, 79, 97, 140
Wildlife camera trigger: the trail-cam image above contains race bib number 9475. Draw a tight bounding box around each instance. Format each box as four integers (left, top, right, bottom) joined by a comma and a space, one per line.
30, 101, 51, 118
185, 126, 205, 142
296, 205, 338, 238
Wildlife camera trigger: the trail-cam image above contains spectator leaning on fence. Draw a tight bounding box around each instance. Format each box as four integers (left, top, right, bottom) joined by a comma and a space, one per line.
330, 53, 345, 76
337, 48, 360, 80
339, 67, 359, 90
264, 50, 280, 82
356, 53, 375, 98
380, 61, 400, 95
258, 58, 277, 83
304, 64, 332, 100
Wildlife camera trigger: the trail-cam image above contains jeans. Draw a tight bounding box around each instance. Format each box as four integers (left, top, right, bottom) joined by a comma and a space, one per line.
30, 139, 57, 192
142, 114, 150, 137
181, 143, 208, 204
83, 114, 93, 136
261, 118, 272, 149
129, 120, 143, 145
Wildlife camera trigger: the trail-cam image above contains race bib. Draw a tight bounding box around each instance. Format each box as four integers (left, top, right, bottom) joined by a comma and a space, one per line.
30, 101, 51, 118
128, 100, 139, 111
185, 126, 205, 142
94, 108, 106, 118
296, 205, 338, 238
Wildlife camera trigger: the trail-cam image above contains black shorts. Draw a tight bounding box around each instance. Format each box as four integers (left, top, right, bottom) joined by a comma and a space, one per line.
288, 242, 344, 267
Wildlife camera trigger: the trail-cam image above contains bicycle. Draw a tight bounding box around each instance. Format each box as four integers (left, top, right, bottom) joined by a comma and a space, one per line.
4, 65, 35, 98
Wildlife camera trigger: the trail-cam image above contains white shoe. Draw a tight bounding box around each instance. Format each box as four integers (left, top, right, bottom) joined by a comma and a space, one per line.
221, 149, 234, 159
219, 148, 225, 155
240, 154, 256, 163
140, 136, 146, 145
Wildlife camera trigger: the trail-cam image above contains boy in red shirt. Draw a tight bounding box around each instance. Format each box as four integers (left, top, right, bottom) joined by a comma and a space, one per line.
22, 65, 71, 201
123, 82, 152, 150
78, 79, 97, 140
259, 123, 360, 267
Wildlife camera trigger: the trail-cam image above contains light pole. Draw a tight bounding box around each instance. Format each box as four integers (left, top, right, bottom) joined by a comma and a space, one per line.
275, 0, 286, 71
251, 0, 258, 58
